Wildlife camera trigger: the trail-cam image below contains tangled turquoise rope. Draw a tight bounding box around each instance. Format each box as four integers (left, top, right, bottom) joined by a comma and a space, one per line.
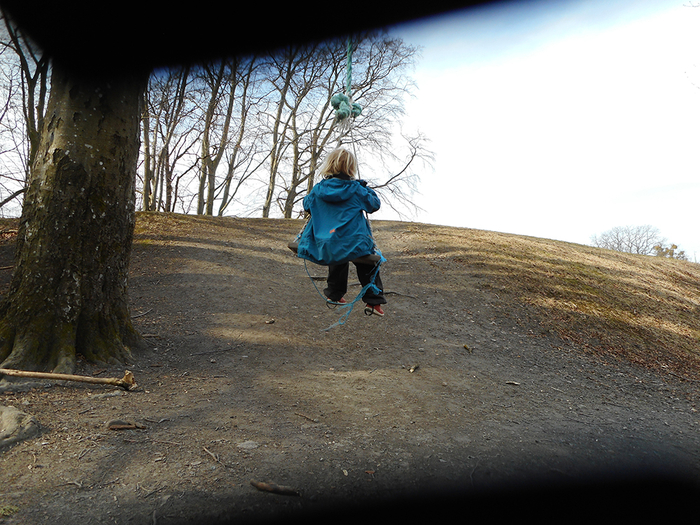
303, 253, 384, 332
331, 93, 362, 121
332, 39, 362, 122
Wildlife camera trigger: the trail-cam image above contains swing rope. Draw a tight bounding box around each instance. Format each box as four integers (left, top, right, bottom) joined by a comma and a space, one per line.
303, 256, 383, 332
331, 39, 362, 136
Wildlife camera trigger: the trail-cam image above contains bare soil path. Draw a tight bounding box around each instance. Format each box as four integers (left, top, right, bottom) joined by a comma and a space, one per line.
1, 214, 699, 524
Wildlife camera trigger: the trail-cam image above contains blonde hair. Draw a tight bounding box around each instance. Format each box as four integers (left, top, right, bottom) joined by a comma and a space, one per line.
318, 148, 358, 179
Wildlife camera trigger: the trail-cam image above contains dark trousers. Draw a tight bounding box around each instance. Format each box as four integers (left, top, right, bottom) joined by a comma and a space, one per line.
324, 262, 386, 305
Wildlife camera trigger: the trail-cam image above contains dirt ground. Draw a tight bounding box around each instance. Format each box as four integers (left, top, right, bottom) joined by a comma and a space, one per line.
1, 213, 700, 524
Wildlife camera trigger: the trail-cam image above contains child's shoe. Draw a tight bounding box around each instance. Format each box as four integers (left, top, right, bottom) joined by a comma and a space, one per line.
364, 304, 385, 317
326, 297, 347, 307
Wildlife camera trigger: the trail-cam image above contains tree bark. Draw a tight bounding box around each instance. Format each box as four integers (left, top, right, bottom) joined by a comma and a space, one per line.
0, 66, 147, 374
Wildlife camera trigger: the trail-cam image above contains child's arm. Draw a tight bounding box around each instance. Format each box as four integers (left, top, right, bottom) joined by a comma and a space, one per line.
357, 181, 380, 213
302, 191, 314, 213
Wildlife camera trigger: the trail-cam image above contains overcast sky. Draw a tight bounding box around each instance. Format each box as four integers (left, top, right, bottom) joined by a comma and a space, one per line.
379, 0, 700, 260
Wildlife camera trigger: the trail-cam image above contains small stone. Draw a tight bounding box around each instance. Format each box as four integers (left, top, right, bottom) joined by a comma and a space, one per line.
0, 406, 40, 450
237, 440, 259, 450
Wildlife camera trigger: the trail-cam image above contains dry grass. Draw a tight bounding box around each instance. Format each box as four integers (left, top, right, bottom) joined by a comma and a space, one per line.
404, 224, 700, 382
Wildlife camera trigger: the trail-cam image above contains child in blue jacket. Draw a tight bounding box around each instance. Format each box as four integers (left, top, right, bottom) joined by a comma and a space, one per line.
298, 148, 387, 316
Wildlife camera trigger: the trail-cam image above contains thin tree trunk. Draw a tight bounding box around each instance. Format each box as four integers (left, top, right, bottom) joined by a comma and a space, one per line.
197, 61, 237, 216
262, 51, 298, 218
141, 92, 154, 211
218, 59, 255, 216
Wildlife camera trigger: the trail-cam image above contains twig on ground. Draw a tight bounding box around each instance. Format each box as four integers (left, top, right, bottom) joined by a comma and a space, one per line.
294, 412, 319, 423
131, 308, 153, 319
191, 349, 228, 356
203, 446, 226, 467
0, 369, 137, 390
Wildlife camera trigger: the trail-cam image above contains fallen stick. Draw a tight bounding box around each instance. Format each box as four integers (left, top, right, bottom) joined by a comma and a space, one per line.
0, 368, 137, 391
203, 446, 228, 467
250, 480, 300, 497
130, 308, 153, 319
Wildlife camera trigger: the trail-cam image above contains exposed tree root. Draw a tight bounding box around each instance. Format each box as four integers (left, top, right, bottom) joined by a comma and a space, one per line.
0, 309, 143, 375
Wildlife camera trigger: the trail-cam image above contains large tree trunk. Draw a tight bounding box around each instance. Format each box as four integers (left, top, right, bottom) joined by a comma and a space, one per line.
0, 67, 147, 374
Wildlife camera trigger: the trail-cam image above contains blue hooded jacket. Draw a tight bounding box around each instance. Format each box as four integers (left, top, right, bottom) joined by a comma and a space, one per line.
297, 175, 381, 266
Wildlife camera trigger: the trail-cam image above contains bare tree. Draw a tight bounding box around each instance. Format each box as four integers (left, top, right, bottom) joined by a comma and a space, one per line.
275, 40, 345, 218
369, 131, 433, 218
217, 56, 267, 216
0, 8, 49, 213
591, 225, 667, 255
261, 45, 313, 218
141, 66, 198, 212
268, 34, 427, 219
195, 60, 235, 215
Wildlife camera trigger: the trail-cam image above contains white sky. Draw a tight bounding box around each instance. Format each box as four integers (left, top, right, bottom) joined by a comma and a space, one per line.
379, 0, 700, 260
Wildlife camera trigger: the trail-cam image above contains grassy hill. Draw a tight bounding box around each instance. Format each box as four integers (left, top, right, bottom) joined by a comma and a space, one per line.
399, 224, 700, 382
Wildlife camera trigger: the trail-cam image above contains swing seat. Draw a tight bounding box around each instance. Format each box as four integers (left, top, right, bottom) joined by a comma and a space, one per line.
288, 240, 381, 265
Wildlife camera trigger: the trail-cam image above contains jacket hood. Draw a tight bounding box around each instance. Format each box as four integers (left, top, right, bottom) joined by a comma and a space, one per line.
315, 178, 356, 203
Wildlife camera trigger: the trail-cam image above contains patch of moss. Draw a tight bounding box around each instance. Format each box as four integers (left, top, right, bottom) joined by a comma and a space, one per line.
0, 504, 19, 517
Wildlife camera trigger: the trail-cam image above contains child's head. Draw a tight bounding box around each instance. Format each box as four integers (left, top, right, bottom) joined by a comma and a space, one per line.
319, 148, 358, 179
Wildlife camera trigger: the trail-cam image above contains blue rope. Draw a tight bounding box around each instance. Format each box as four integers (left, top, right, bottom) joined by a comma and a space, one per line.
303, 251, 384, 331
